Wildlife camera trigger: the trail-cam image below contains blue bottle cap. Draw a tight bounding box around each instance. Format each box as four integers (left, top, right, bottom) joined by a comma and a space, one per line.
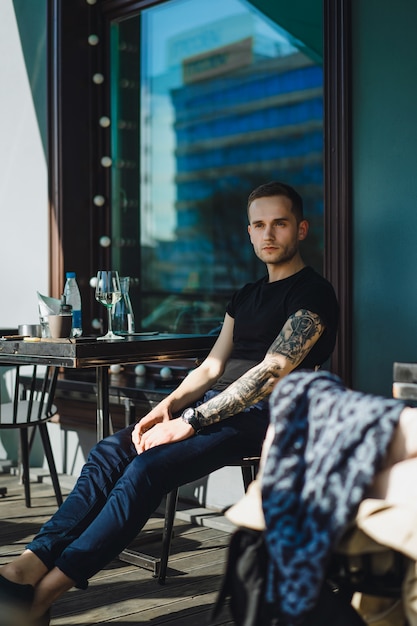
66, 272, 76, 278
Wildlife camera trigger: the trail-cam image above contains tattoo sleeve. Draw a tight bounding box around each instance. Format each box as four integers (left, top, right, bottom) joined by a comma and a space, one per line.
195, 309, 325, 428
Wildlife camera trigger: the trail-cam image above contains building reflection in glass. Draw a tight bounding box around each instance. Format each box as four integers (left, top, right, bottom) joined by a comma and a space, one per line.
111, 0, 323, 334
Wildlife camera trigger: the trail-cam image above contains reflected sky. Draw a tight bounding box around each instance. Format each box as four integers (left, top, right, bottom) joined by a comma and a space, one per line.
145, 0, 297, 76
140, 0, 299, 241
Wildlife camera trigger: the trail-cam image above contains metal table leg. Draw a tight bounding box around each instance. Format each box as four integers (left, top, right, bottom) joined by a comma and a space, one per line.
96, 366, 166, 577
96, 365, 110, 441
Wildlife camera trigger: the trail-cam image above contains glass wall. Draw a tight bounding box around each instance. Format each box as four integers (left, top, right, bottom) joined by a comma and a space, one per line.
110, 0, 323, 334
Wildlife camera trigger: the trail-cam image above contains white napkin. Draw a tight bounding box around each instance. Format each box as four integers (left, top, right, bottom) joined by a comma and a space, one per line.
37, 292, 61, 317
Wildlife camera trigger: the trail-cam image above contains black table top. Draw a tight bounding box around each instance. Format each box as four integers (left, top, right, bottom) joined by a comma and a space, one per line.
0, 333, 216, 368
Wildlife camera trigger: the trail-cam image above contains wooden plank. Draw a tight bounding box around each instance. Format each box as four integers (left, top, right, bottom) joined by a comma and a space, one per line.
51, 561, 231, 625
0, 473, 233, 625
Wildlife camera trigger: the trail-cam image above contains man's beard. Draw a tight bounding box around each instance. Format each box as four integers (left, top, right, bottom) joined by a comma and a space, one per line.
259, 242, 299, 266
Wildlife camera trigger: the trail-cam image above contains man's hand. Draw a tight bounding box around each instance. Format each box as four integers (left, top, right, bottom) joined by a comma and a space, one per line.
131, 406, 169, 451
133, 417, 195, 454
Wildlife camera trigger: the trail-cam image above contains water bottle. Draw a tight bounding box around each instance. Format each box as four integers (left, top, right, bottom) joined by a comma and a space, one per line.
112, 276, 135, 335
63, 272, 82, 337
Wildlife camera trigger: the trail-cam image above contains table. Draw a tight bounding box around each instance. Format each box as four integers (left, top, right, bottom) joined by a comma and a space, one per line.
0, 334, 216, 440
393, 362, 417, 402
0, 333, 216, 574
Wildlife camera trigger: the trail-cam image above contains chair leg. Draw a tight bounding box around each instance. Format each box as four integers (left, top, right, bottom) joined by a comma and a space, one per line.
241, 462, 258, 492
158, 488, 179, 584
123, 398, 136, 428
38, 422, 63, 507
19, 429, 31, 508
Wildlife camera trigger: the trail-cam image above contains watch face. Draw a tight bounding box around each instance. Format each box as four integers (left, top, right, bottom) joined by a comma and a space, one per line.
183, 408, 195, 421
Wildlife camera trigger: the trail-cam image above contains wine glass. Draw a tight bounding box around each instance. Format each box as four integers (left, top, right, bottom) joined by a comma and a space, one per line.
95, 270, 124, 340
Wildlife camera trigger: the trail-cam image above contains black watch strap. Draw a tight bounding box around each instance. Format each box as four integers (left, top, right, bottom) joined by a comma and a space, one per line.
181, 408, 203, 433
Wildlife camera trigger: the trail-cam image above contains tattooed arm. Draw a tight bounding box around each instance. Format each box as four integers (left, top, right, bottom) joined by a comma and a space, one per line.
194, 308, 324, 427
134, 309, 324, 453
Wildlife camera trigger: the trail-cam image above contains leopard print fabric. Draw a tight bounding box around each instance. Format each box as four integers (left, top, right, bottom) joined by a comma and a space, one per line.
261, 370, 405, 625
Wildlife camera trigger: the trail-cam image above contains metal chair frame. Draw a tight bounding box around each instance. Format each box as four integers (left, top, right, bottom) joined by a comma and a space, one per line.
157, 457, 260, 584
118, 454, 259, 583
0, 364, 63, 508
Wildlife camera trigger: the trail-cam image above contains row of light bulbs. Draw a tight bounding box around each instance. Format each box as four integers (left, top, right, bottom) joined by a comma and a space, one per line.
82, 0, 108, 330
86, 0, 138, 254
86, 0, 113, 251
84, 0, 139, 333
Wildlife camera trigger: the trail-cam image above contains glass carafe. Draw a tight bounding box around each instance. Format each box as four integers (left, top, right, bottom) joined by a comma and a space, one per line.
112, 276, 135, 335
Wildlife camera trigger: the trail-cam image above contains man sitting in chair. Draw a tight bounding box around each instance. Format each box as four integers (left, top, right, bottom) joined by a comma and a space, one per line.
0, 181, 338, 625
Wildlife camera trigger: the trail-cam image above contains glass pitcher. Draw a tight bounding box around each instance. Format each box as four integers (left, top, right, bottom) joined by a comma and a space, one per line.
112, 276, 135, 335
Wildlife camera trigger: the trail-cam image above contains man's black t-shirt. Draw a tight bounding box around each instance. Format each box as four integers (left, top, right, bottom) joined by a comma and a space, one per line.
212, 267, 339, 391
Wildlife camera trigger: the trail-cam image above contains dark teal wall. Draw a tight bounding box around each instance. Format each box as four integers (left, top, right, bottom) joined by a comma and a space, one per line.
352, 0, 417, 395
12, 0, 47, 157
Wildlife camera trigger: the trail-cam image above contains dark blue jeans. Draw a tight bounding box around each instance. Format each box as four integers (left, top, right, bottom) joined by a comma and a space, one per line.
27, 400, 269, 588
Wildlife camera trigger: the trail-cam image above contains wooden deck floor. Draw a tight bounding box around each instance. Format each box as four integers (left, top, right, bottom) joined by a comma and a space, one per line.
0, 473, 234, 625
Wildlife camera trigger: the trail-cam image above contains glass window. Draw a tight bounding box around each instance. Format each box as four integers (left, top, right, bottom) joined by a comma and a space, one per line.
110, 0, 323, 334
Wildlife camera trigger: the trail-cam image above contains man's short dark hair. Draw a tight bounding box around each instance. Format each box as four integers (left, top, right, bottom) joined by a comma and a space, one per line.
247, 181, 304, 223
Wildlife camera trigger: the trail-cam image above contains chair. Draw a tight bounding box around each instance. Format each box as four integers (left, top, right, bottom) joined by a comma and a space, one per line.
324, 363, 416, 622
0, 364, 63, 508
328, 546, 405, 596
157, 456, 260, 584
327, 528, 406, 625
118, 456, 259, 583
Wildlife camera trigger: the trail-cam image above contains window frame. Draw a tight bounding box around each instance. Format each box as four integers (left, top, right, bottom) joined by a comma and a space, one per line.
48, 0, 352, 382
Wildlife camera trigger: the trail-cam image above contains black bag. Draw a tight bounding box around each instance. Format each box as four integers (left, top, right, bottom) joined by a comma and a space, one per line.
210, 527, 367, 626
210, 527, 279, 625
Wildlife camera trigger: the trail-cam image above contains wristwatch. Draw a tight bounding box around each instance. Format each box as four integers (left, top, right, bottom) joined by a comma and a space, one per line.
181, 407, 203, 433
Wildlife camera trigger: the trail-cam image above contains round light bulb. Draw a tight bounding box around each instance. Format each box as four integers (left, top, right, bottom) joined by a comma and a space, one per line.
160, 367, 173, 380
92, 73, 104, 84
109, 364, 122, 374
88, 34, 99, 46
100, 156, 112, 167
93, 195, 105, 206
91, 317, 101, 329
99, 116, 111, 128
99, 235, 111, 247
86, 0, 97, 5
89, 276, 98, 288
135, 364, 147, 376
